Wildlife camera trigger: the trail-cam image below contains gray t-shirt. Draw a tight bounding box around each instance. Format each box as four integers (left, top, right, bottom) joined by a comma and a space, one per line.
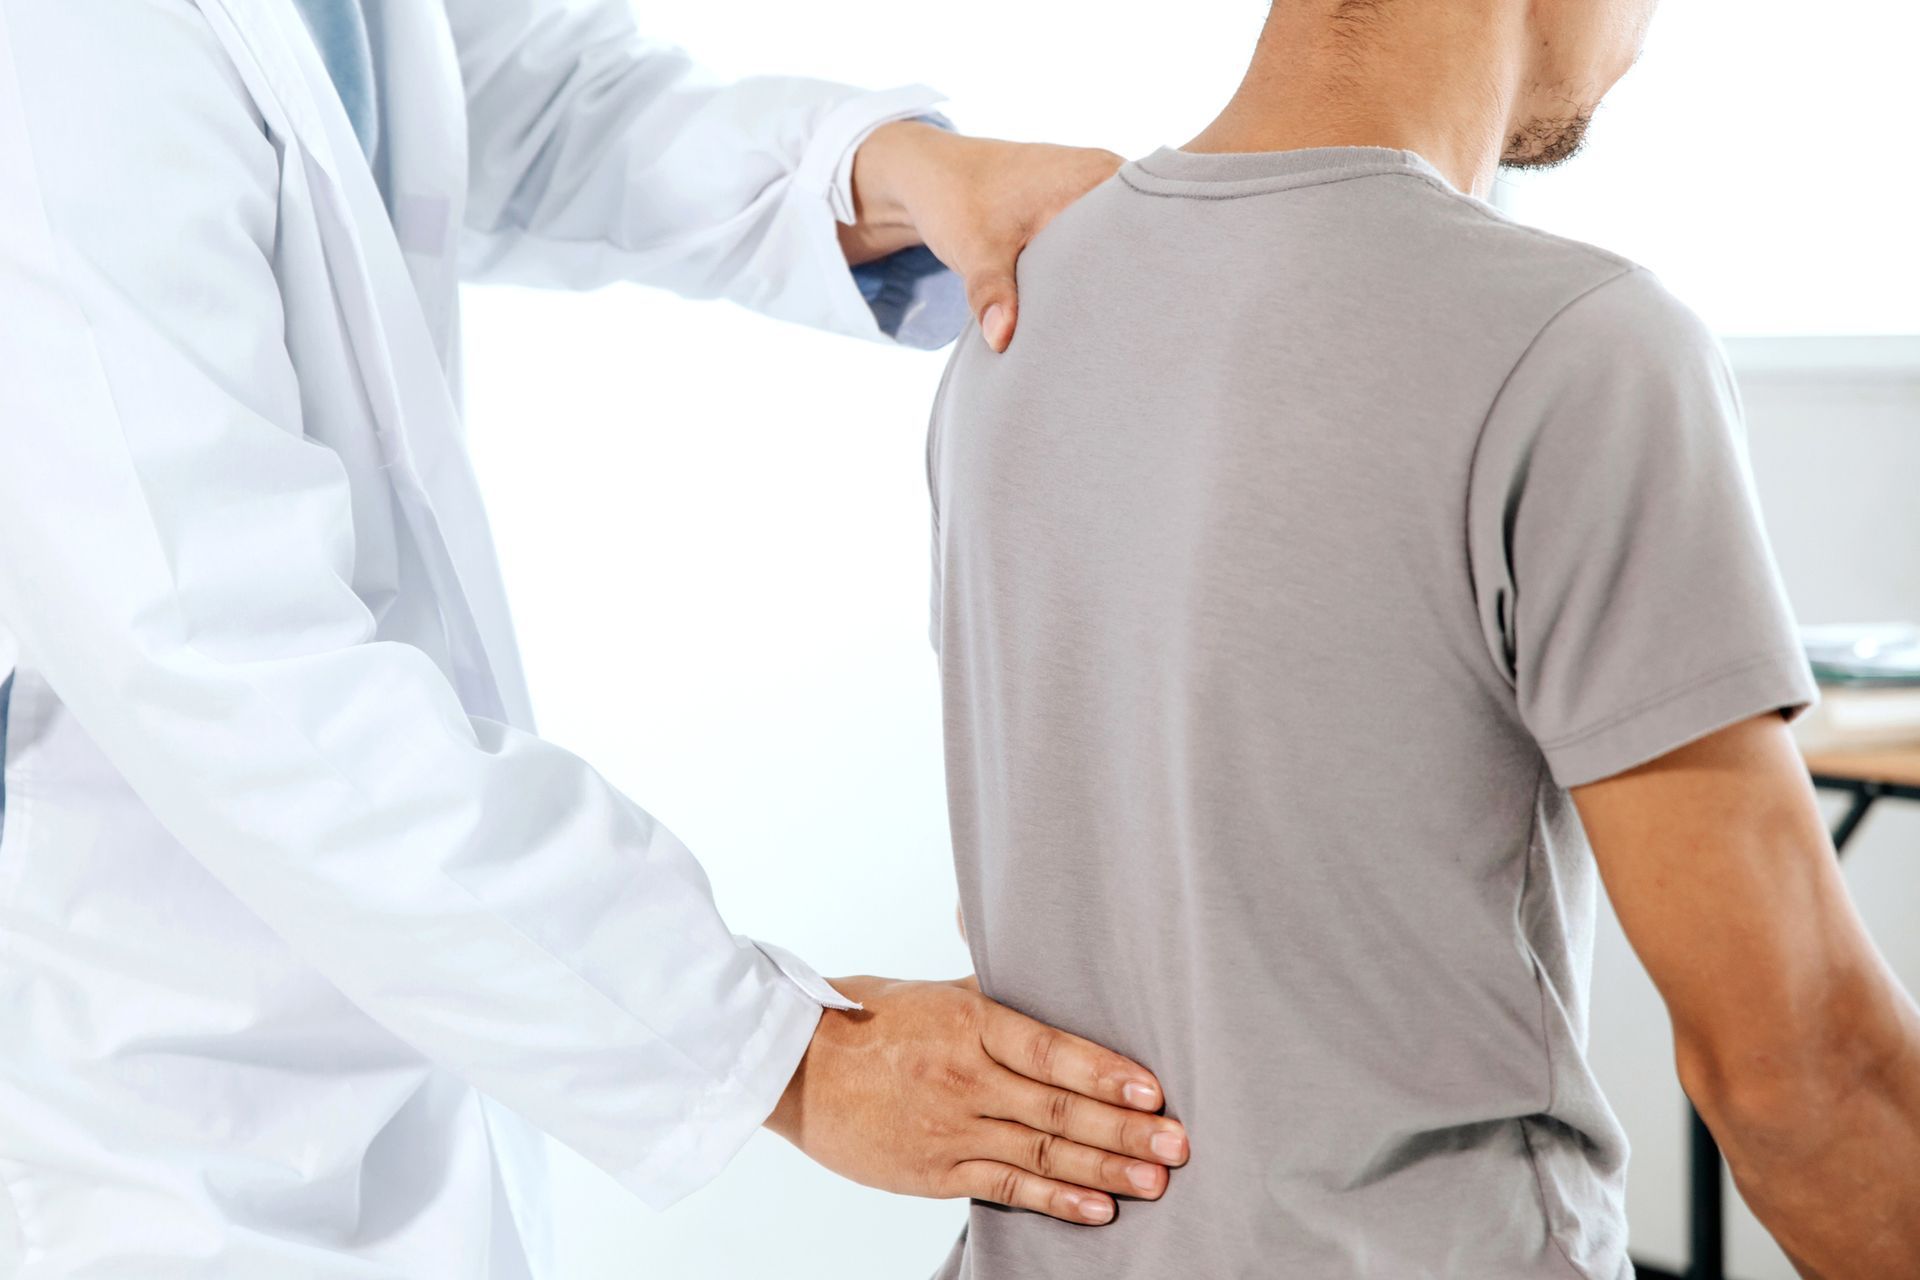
927, 146, 1814, 1280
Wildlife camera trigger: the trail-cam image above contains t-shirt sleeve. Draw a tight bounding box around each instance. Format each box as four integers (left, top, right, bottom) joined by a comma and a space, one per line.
1467, 267, 1817, 789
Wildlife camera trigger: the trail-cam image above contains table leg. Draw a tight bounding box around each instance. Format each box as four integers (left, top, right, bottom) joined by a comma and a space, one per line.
1829, 786, 1880, 854
1687, 1105, 1724, 1280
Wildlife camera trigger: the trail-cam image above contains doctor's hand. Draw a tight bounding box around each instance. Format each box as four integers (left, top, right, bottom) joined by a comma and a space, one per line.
765, 976, 1187, 1224
841, 122, 1122, 353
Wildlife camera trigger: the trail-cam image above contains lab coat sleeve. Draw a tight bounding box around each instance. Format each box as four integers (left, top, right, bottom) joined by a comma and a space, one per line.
0, 0, 838, 1210
448, 0, 948, 343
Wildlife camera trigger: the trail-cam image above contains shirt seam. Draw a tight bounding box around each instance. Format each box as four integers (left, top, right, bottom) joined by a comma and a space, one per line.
1115, 161, 1636, 278
1459, 265, 1646, 690
1516, 759, 1598, 1280
926, 339, 968, 656
1403, 173, 1637, 272
1533, 648, 1806, 752
1519, 1120, 1597, 1280
1117, 164, 1437, 203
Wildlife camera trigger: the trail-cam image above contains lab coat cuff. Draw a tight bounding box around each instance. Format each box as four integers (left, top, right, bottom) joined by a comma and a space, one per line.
838, 109, 968, 349
798, 85, 970, 350
614, 941, 856, 1210
752, 940, 863, 1012
809, 85, 949, 226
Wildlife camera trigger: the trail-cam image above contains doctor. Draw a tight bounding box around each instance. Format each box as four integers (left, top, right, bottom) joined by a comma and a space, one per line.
0, 0, 1190, 1275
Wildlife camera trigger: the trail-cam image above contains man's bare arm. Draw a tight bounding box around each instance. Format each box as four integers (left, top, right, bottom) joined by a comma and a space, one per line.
1574, 715, 1920, 1278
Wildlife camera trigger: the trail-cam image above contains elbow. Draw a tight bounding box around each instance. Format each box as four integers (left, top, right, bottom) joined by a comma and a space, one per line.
1674, 971, 1918, 1157
1677, 1035, 1830, 1153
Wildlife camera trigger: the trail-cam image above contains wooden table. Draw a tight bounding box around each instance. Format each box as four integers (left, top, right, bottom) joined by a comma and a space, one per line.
1806, 749, 1920, 848
1666, 747, 1920, 1280
1803, 749, 1920, 790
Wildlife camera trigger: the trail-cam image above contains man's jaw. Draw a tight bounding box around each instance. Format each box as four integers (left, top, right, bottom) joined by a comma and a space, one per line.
1499, 111, 1595, 171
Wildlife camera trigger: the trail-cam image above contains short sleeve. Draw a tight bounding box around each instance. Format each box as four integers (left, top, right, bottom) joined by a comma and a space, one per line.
1467, 268, 1816, 788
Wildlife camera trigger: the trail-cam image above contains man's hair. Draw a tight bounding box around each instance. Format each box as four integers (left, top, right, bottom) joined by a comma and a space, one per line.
1328, 0, 1395, 37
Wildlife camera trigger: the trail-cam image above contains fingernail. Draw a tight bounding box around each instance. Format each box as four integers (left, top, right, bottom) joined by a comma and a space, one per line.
1150, 1130, 1187, 1163
1122, 1081, 1160, 1110
1078, 1196, 1114, 1224
1126, 1163, 1160, 1193
981, 304, 1008, 350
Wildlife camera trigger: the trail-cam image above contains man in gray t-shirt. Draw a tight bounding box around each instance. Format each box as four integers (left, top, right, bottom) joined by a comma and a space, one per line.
926, 2, 1920, 1278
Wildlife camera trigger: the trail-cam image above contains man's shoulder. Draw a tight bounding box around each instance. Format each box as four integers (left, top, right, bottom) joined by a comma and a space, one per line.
1389, 184, 1721, 374
1197, 168, 1691, 359
1388, 181, 1670, 322
1403, 180, 1634, 273
1534, 263, 1719, 361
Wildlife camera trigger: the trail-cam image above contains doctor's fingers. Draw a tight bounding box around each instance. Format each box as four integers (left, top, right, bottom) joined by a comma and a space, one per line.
942, 1159, 1118, 1226
971, 1117, 1170, 1202
973, 992, 1172, 1117
982, 1067, 1190, 1170
956, 142, 1123, 354
965, 267, 1020, 356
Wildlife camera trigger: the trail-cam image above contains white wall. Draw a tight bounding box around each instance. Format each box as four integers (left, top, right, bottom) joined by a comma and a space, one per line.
461, 285, 970, 1279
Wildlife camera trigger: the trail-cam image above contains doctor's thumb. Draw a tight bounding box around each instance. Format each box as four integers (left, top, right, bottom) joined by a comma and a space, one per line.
969, 271, 1019, 353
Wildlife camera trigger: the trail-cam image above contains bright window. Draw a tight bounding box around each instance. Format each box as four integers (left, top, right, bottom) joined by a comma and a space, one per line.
1497, 0, 1920, 336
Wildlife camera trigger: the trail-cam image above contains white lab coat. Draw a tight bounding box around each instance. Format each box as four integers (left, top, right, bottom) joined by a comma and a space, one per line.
0, 0, 942, 1274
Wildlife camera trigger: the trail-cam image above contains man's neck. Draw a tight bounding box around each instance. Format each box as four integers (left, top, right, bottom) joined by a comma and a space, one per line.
1185, 2, 1528, 198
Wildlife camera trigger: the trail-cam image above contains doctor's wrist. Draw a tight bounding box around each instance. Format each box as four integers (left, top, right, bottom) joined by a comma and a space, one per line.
840, 120, 947, 264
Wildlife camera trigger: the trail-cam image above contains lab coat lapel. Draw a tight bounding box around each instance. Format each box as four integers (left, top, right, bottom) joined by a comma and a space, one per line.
193, 0, 535, 731
358, 2, 470, 361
